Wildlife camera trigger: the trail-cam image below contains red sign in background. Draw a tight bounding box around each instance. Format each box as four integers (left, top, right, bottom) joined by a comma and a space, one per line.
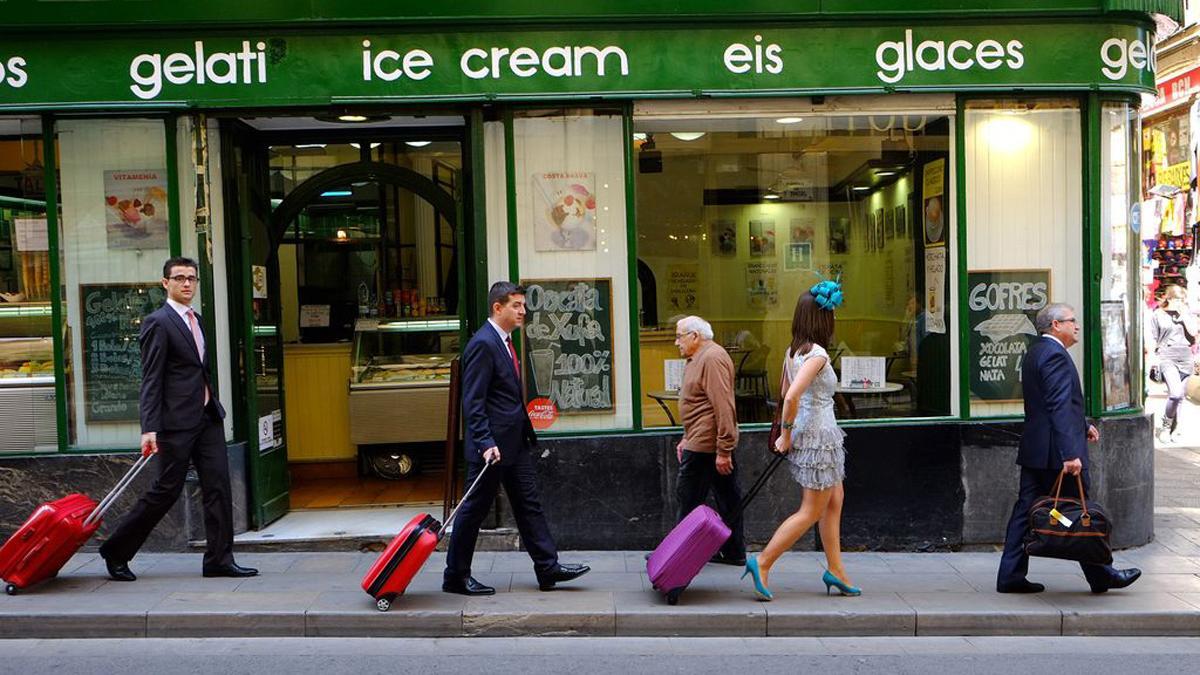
526, 397, 559, 430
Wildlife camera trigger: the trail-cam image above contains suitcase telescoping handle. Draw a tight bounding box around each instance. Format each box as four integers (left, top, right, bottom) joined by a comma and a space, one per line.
728, 452, 788, 524
83, 453, 154, 528
438, 459, 494, 541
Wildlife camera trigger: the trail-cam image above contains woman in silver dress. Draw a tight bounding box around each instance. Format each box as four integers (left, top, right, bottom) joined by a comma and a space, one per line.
742, 281, 859, 600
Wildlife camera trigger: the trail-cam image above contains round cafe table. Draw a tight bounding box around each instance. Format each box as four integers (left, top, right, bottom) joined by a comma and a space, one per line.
646, 390, 680, 426
834, 382, 904, 418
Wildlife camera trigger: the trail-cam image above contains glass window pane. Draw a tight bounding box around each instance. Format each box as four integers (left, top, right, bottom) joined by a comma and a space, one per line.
634, 113, 953, 426
1100, 102, 1140, 412
0, 116, 56, 452
58, 118, 170, 448
965, 99, 1082, 417
512, 109, 632, 432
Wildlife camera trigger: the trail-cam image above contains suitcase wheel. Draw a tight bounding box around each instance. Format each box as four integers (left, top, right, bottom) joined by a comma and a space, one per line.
375, 595, 393, 612
4, 583, 16, 596
666, 587, 683, 605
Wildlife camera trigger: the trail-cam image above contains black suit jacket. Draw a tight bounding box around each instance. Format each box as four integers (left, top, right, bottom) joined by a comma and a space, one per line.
139, 303, 225, 433
461, 323, 536, 466
1017, 336, 1087, 470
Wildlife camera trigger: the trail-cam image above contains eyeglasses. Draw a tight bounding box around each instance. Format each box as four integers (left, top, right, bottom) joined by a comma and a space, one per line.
1056, 318, 1077, 324
674, 331, 696, 340
168, 275, 199, 285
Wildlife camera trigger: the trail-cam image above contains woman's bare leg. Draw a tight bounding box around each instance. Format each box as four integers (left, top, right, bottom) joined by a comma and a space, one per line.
756, 487, 832, 587
818, 482, 851, 584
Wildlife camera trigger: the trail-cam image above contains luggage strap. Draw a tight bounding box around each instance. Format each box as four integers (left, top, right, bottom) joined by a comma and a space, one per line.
728, 453, 787, 523
1050, 470, 1092, 527
438, 460, 494, 541
83, 453, 154, 528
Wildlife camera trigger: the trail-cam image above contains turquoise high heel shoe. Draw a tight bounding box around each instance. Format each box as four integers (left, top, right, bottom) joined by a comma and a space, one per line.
741, 556, 773, 601
822, 570, 861, 596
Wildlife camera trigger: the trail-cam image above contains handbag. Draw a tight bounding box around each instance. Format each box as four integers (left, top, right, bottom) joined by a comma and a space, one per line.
1023, 471, 1113, 565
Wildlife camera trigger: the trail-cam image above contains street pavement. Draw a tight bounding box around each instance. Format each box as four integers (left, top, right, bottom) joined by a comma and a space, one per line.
2, 405, 1200, 639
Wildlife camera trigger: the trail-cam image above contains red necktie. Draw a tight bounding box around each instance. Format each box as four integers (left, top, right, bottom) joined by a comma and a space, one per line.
506, 336, 521, 379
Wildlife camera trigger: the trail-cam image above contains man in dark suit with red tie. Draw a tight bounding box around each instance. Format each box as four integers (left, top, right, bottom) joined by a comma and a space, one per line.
442, 281, 589, 595
996, 302, 1139, 594
99, 257, 257, 581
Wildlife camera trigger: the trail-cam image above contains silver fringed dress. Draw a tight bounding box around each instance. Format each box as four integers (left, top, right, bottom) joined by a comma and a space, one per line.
783, 344, 846, 490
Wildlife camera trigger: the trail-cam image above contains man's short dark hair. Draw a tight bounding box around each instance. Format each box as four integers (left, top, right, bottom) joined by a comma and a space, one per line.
163, 256, 199, 280
488, 281, 526, 315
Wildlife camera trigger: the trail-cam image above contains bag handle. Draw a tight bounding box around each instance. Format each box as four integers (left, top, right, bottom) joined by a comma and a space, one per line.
729, 453, 787, 523
438, 460, 494, 540
1052, 469, 1092, 527
84, 453, 154, 528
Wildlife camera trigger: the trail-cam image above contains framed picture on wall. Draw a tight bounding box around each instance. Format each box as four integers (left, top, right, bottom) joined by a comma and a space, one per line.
895, 204, 907, 240
864, 213, 873, 252
710, 219, 736, 256
749, 219, 776, 257
884, 207, 895, 241
828, 217, 849, 254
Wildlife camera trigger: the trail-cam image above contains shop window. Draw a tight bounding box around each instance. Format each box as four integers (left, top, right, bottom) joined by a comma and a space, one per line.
56, 119, 173, 448
509, 109, 633, 432
0, 117, 56, 453
1100, 102, 1141, 413
964, 100, 1083, 417
633, 113, 953, 426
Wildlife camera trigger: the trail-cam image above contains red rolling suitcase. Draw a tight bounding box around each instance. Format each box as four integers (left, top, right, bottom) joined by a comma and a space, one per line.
0, 453, 153, 595
362, 461, 492, 612
647, 453, 785, 605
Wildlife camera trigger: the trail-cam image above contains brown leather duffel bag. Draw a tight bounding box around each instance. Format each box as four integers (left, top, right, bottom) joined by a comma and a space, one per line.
1023, 471, 1113, 565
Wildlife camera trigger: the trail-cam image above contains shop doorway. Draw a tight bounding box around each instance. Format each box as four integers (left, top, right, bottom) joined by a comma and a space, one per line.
222, 116, 468, 531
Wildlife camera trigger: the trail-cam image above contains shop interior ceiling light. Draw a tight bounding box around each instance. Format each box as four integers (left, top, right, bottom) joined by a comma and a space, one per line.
321, 190, 353, 197
349, 142, 382, 149
338, 115, 369, 122
669, 132, 706, 141
405, 141, 432, 147
775, 117, 803, 124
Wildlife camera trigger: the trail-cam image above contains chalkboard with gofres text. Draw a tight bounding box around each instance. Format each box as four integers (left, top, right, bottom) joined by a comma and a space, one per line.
520, 278, 614, 415
81, 283, 166, 422
967, 269, 1050, 402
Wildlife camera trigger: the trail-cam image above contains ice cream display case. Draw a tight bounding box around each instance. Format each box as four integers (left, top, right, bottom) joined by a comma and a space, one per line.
0, 304, 56, 453
349, 317, 460, 445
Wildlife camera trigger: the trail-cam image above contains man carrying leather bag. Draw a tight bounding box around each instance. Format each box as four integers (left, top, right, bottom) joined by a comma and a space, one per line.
996, 302, 1140, 594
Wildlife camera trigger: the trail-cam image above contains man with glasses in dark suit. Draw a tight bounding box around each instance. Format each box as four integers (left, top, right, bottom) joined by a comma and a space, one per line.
99, 257, 257, 581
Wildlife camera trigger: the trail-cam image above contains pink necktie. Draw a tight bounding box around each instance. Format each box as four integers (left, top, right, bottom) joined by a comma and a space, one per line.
187, 309, 210, 405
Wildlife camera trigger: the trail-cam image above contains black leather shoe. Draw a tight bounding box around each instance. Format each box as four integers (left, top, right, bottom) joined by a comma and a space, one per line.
1091, 567, 1141, 594
709, 553, 747, 567
103, 557, 136, 582
442, 576, 495, 596
537, 563, 591, 591
996, 579, 1045, 593
202, 563, 259, 578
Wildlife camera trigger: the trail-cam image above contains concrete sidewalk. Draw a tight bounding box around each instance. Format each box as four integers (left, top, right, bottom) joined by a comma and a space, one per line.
2, 547, 1200, 639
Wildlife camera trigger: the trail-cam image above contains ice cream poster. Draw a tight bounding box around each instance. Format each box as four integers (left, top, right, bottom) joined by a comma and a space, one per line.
532, 171, 597, 252
104, 169, 168, 251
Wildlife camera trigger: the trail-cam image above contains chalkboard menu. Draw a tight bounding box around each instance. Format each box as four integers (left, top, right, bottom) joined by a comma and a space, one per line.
81, 283, 165, 422
521, 278, 614, 414
967, 269, 1050, 402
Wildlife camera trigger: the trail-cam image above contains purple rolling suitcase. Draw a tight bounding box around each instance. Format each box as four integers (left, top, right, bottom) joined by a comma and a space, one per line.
647, 453, 785, 604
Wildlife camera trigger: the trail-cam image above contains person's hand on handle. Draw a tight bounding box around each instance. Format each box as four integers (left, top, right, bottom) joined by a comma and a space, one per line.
715, 453, 733, 476
773, 433, 792, 455
483, 446, 501, 464
1086, 424, 1100, 443
1062, 457, 1083, 476
140, 432, 158, 457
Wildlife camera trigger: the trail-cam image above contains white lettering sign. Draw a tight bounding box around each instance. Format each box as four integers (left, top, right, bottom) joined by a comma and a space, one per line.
129, 40, 268, 100
874, 29, 1024, 84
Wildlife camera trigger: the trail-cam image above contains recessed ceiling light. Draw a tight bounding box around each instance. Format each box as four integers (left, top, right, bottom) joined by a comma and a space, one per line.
852, 186, 871, 191
776, 117, 803, 124
875, 171, 896, 177
338, 115, 369, 122
321, 190, 353, 197
763, 193, 781, 200
350, 142, 382, 149
405, 141, 433, 147
294, 144, 326, 149
669, 132, 706, 141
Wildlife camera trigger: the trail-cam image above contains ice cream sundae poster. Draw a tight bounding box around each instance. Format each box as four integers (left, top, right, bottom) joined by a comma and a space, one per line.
966, 269, 1050, 402
104, 169, 168, 251
532, 171, 597, 252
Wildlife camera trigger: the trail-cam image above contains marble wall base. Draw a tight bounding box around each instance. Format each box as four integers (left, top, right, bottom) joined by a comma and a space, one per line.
0, 443, 249, 554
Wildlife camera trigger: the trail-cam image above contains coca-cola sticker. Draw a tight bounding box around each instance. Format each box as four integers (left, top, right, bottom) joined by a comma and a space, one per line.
526, 397, 559, 430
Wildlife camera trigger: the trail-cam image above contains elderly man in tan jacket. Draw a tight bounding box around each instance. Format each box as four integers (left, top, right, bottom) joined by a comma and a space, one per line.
673, 315, 744, 566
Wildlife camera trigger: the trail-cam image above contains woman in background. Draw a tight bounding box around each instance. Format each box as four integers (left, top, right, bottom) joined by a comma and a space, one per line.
1150, 284, 1197, 443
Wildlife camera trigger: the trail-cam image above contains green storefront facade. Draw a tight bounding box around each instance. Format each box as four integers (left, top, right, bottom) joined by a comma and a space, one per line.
0, 1, 1177, 551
